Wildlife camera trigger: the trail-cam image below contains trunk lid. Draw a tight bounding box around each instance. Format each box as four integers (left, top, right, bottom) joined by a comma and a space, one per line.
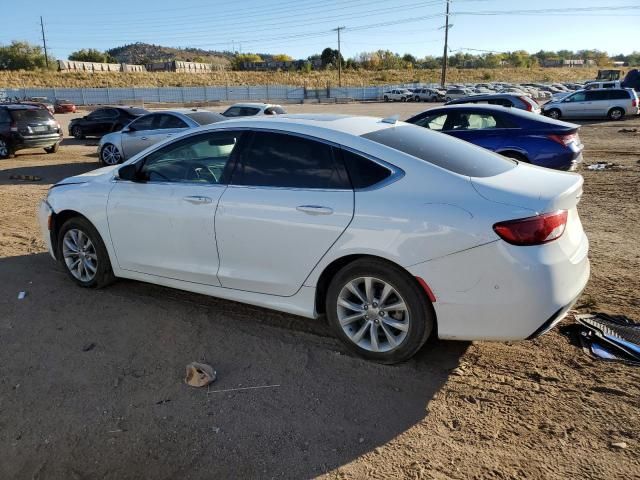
471, 163, 583, 213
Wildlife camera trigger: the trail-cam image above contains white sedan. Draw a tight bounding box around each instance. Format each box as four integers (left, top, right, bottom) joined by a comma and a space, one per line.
38, 114, 590, 363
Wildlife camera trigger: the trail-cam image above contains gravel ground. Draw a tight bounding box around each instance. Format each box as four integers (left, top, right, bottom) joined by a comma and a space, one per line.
0, 104, 638, 479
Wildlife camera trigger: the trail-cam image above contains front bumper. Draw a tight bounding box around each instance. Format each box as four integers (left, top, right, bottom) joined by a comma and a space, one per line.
37, 200, 56, 260
408, 233, 590, 341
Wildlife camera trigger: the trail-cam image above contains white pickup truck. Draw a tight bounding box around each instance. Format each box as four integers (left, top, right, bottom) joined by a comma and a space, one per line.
383, 89, 413, 102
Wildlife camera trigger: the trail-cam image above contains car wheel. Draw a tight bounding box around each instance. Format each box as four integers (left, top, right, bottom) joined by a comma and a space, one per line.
326, 258, 434, 364
44, 142, 60, 154
0, 138, 12, 159
415, 96, 421, 102
608, 107, 624, 121
57, 217, 115, 288
401, 97, 407, 102
546, 109, 561, 120
383, 96, 389, 102
71, 125, 85, 139
100, 143, 123, 166
446, 97, 452, 102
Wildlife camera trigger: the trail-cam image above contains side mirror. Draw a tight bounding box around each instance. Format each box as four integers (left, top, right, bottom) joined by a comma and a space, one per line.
117, 163, 139, 182
121, 126, 131, 133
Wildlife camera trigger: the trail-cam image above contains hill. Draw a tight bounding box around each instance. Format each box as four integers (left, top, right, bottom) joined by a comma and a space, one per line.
106, 42, 231, 68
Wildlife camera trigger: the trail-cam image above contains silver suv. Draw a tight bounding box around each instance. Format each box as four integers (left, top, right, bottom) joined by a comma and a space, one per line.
543, 88, 639, 120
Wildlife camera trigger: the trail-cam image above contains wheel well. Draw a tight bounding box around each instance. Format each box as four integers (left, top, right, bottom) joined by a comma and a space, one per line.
50, 210, 91, 255
313, 254, 434, 315
499, 150, 529, 162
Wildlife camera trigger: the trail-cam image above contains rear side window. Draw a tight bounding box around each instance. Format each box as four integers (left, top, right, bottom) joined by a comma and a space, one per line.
186, 111, 225, 125
607, 90, 630, 100
361, 125, 515, 178
341, 149, 392, 189
223, 106, 261, 117
586, 90, 609, 101
156, 114, 188, 129
232, 132, 347, 189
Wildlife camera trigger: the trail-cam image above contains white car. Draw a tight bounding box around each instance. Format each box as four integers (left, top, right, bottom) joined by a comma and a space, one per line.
383, 89, 413, 102
221, 103, 286, 117
38, 114, 590, 363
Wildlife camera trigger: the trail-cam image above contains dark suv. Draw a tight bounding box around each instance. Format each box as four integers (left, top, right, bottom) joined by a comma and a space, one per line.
69, 106, 148, 139
0, 104, 63, 158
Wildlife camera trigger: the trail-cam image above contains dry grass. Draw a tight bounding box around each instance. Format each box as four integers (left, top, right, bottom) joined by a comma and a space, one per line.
0, 67, 599, 88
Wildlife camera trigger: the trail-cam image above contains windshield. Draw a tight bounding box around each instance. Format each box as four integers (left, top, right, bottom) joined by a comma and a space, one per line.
186, 111, 225, 125
361, 124, 516, 178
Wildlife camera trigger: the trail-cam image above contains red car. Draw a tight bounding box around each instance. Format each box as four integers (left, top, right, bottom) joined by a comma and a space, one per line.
54, 99, 77, 114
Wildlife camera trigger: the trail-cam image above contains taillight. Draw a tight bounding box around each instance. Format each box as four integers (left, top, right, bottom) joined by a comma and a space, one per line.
548, 133, 577, 146
10, 121, 18, 132
493, 210, 568, 246
633, 98, 638, 108
518, 96, 533, 112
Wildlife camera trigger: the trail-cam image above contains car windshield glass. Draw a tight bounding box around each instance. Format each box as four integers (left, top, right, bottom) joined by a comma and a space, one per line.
186, 112, 225, 125
10, 109, 52, 122
361, 125, 516, 177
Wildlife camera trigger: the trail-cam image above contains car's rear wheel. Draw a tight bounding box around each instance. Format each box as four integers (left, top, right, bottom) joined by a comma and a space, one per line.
546, 109, 561, 120
383, 96, 389, 102
100, 143, 122, 166
415, 96, 421, 102
71, 125, 85, 139
445, 97, 452, 102
57, 217, 115, 288
44, 142, 59, 154
608, 107, 624, 121
326, 258, 434, 364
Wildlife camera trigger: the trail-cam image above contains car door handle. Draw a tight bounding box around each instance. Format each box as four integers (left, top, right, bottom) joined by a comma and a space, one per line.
296, 205, 333, 215
183, 196, 212, 205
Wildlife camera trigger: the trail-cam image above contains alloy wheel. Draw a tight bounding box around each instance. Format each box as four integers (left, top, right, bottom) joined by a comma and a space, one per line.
609, 109, 623, 120
62, 229, 98, 282
0, 139, 8, 158
336, 276, 410, 353
101, 144, 122, 165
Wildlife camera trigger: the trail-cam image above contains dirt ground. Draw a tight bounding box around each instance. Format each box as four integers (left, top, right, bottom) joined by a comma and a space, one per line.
0, 103, 638, 480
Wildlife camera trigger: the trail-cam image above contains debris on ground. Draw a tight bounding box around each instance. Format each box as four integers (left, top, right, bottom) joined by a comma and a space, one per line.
9, 174, 41, 181
618, 128, 638, 133
82, 342, 96, 352
185, 362, 217, 387
611, 441, 628, 449
17, 291, 26, 300
587, 162, 620, 171
560, 313, 640, 365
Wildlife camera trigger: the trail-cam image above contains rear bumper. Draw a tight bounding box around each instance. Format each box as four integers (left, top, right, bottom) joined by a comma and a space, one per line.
407, 232, 590, 341
12, 133, 62, 149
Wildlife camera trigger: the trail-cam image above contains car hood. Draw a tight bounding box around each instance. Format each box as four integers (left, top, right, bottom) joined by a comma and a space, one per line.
55, 165, 118, 186
471, 163, 583, 213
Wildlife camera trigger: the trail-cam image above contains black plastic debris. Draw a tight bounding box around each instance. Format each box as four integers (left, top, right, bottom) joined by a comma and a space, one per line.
560, 313, 640, 365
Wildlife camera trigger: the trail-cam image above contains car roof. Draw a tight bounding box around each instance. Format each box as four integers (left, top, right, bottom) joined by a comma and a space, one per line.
226, 103, 280, 109
0, 103, 44, 110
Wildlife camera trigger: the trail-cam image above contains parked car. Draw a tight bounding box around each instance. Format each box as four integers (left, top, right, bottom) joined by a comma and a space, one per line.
584, 81, 621, 90
444, 88, 472, 102
445, 94, 541, 113
38, 114, 589, 363
69, 107, 149, 139
413, 88, 443, 102
383, 89, 413, 102
0, 104, 62, 158
221, 103, 286, 117
406, 104, 583, 171
54, 99, 77, 114
542, 88, 639, 121
27, 97, 55, 114
98, 109, 226, 165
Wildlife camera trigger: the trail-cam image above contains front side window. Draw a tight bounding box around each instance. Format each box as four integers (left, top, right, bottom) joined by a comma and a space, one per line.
448, 112, 498, 130
129, 114, 156, 131
565, 92, 586, 103
138, 131, 242, 184
231, 132, 346, 189
413, 113, 447, 131
223, 106, 261, 117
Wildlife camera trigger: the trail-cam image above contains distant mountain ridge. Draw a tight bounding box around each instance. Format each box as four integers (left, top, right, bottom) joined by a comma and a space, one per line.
106, 42, 233, 66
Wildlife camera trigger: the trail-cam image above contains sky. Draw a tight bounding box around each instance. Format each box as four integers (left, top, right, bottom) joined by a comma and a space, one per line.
3, 0, 638, 62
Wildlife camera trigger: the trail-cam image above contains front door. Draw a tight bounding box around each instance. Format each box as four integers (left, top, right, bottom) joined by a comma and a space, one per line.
215, 131, 354, 296
107, 130, 243, 285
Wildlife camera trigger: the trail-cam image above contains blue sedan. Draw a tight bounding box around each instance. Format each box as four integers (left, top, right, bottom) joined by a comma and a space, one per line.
405, 104, 583, 171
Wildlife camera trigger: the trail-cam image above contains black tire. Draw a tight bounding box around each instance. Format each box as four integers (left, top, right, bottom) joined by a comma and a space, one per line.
57, 216, 115, 289
401, 97, 407, 102
546, 108, 561, 120
71, 125, 85, 139
100, 143, 123, 166
325, 258, 434, 364
445, 97, 452, 102
0, 138, 12, 159
44, 142, 60, 154
607, 107, 625, 121
383, 96, 389, 102
415, 96, 421, 102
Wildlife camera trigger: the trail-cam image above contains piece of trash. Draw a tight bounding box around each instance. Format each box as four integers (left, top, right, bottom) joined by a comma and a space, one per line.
618, 128, 637, 133
206, 384, 280, 394
82, 342, 96, 352
560, 313, 640, 365
611, 441, 628, 449
155, 398, 171, 405
9, 174, 41, 182
185, 362, 217, 387
17, 291, 26, 300
587, 162, 613, 171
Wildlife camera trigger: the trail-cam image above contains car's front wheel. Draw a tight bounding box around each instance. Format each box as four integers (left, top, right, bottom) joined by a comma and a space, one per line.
326, 258, 434, 364
546, 109, 561, 120
100, 143, 122, 166
0, 138, 13, 159
383, 96, 389, 102
57, 217, 115, 288
71, 125, 85, 139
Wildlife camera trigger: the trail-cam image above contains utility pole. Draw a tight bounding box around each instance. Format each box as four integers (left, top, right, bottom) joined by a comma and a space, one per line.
40, 16, 49, 68
440, 0, 450, 87
333, 26, 345, 87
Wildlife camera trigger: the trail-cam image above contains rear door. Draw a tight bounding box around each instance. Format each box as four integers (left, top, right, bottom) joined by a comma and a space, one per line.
121, 114, 158, 158
215, 130, 354, 296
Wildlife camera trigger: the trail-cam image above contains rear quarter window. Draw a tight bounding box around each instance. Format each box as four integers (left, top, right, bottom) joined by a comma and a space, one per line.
361, 125, 516, 178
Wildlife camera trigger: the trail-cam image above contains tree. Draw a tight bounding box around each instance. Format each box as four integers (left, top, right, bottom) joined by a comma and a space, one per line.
402, 53, 417, 67
231, 53, 262, 70
320, 47, 343, 69
0, 41, 52, 70
69, 48, 116, 63
272, 53, 293, 62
